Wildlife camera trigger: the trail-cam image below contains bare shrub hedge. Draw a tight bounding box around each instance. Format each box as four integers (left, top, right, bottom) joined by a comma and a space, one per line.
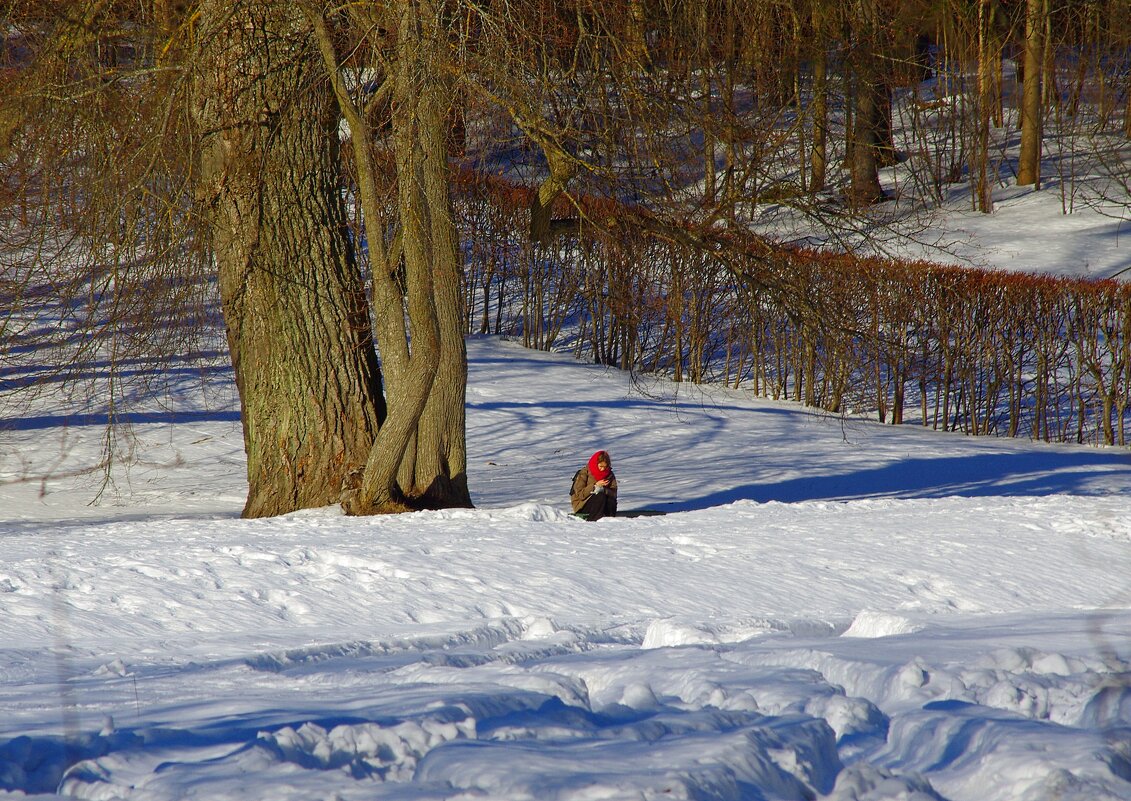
447, 168, 1129, 446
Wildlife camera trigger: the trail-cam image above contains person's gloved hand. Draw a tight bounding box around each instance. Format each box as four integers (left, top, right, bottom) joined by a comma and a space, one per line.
592, 484, 604, 494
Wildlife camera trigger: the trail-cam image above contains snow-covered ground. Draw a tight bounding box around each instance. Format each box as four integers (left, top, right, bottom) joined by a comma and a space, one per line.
904, 185, 1131, 280
3, 330, 1131, 800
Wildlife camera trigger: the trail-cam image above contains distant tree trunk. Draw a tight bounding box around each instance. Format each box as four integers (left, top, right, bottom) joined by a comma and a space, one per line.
847, 0, 886, 206
1018, 0, 1044, 186
809, 7, 829, 193
703, 70, 717, 204
626, 0, 650, 69
973, 0, 994, 212
849, 74, 886, 205
529, 146, 580, 245
191, 0, 383, 518
876, 81, 897, 167
1125, 85, 1131, 139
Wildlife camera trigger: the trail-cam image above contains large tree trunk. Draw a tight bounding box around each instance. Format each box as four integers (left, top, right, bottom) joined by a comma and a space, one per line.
191, 0, 383, 518
1017, 0, 1044, 186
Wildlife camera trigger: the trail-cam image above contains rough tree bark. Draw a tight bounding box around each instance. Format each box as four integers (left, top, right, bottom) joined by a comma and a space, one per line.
389, 0, 471, 509
190, 0, 383, 518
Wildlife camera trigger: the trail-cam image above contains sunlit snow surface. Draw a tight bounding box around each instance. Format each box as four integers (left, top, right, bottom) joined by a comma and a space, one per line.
3, 336, 1131, 801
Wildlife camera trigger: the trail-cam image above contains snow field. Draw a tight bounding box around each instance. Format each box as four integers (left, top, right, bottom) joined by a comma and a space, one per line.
1, 337, 1130, 799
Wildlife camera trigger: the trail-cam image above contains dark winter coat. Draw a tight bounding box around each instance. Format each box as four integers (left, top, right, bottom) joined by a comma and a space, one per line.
570, 465, 618, 514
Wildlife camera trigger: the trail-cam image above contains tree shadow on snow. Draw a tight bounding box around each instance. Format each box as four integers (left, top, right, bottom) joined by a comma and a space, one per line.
0, 408, 242, 432
658, 449, 1131, 512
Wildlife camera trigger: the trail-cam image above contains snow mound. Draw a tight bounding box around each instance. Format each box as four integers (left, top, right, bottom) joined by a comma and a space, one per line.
494, 502, 577, 522
826, 763, 946, 800
642, 618, 721, 648
642, 617, 842, 649
259, 716, 475, 781
842, 610, 926, 639
419, 502, 574, 523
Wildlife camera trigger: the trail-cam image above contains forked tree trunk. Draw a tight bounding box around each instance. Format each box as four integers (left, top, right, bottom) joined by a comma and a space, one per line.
191, 0, 383, 518
413, 284, 470, 507
305, 0, 471, 514
392, 17, 470, 509
350, 0, 472, 512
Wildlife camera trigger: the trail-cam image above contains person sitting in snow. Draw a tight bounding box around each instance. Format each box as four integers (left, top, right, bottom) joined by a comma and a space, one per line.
570, 450, 618, 521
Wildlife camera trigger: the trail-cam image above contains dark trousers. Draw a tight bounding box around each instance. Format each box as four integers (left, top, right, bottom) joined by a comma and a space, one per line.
578, 491, 617, 521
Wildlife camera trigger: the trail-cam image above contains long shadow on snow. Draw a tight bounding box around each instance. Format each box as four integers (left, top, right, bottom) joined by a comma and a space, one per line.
656, 449, 1131, 512
0, 408, 241, 432
0, 712, 396, 794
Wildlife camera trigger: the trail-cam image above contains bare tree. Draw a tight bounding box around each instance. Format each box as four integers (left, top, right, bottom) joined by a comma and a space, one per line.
1, 0, 216, 491
3, 0, 469, 517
